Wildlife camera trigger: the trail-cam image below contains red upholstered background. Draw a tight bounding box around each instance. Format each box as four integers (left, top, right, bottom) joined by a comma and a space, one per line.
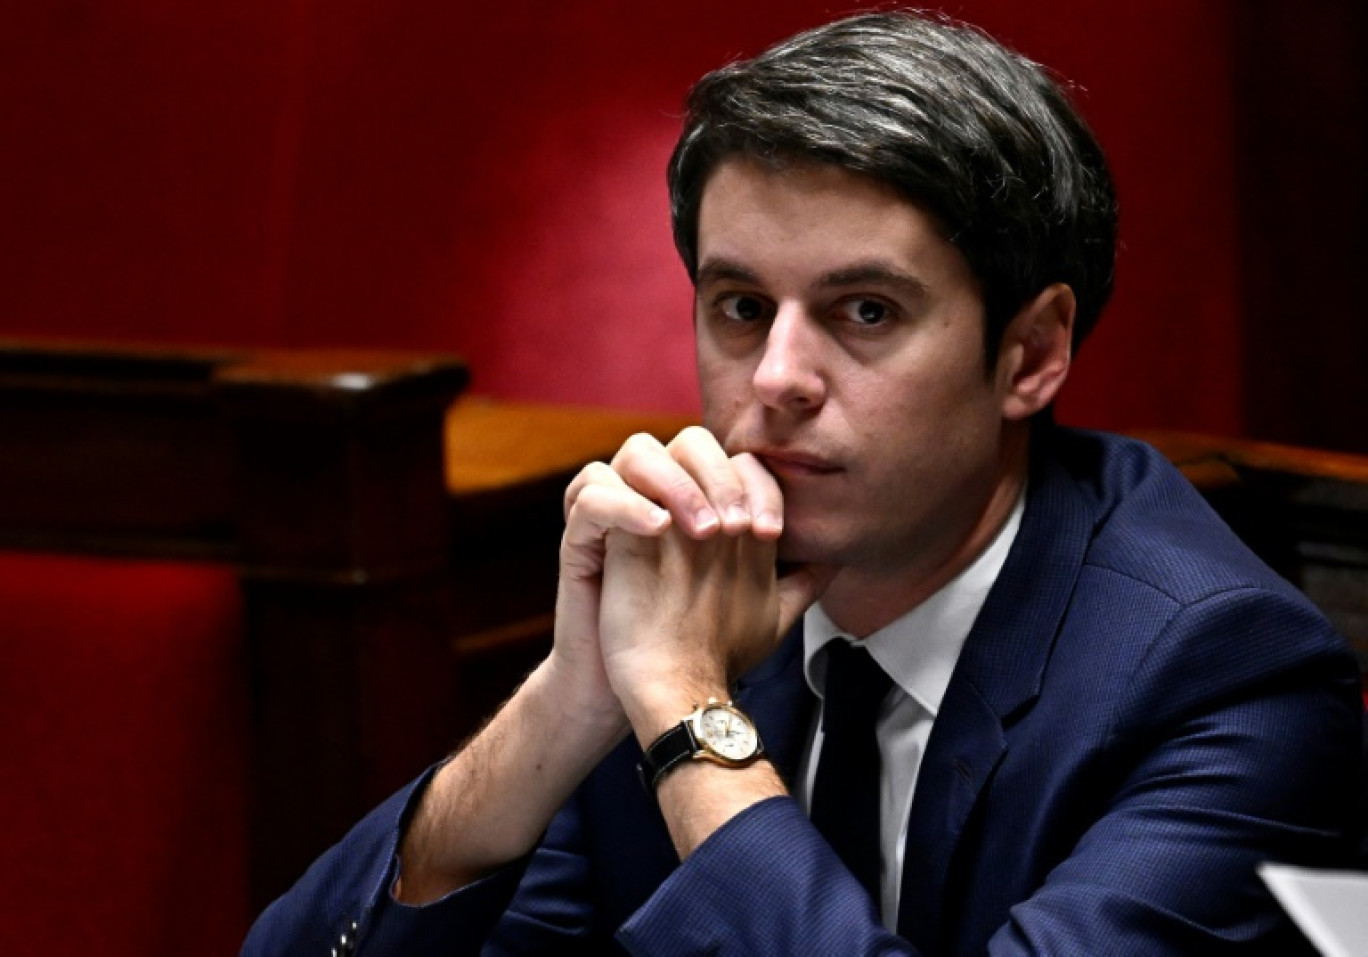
0, 1, 1363, 952
0, 553, 246, 954
4, 0, 1365, 447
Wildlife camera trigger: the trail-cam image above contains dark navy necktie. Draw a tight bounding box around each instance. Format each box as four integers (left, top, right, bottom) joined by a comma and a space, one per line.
809, 638, 893, 901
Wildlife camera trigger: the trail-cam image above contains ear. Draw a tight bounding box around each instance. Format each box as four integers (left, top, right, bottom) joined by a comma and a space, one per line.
996, 283, 1076, 421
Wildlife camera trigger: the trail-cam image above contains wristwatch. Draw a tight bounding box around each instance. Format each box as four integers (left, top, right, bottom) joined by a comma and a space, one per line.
637, 698, 764, 793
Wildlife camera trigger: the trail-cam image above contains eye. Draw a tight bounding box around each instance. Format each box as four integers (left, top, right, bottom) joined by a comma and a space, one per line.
839, 298, 891, 326
718, 294, 771, 324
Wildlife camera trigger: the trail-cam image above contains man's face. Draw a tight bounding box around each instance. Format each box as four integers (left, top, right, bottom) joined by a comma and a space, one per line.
694, 158, 1021, 585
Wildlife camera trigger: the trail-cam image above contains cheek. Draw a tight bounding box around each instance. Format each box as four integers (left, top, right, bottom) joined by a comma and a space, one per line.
696, 357, 749, 429
900, 348, 999, 419
849, 363, 998, 461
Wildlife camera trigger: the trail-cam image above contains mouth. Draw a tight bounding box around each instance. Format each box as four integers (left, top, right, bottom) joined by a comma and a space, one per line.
752, 450, 844, 479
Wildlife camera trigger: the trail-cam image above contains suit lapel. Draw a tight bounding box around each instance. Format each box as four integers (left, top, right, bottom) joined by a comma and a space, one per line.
897, 440, 1097, 950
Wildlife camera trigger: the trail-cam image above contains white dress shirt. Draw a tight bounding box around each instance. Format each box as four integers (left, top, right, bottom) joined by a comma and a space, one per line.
795, 492, 1024, 930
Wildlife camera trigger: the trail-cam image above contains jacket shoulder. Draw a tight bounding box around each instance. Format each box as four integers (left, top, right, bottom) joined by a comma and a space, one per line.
1051, 429, 1310, 607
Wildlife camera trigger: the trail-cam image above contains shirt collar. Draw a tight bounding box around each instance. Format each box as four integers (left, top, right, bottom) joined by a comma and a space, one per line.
802, 489, 1025, 719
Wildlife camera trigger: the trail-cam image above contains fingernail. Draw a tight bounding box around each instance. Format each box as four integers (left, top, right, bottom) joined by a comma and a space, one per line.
725, 504, 750, 528
695, 508, 719, 533
649, 507, 670, 529
755, 511, 783, 535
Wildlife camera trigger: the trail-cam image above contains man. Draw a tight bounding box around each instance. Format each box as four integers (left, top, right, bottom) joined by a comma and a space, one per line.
244, 11, 1362, 955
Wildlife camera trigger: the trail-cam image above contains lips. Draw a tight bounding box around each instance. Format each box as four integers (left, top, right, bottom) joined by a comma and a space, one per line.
752, 450, 844, 478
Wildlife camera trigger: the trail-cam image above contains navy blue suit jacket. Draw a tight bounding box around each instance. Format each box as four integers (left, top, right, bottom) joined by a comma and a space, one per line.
244, 430, 1363, 955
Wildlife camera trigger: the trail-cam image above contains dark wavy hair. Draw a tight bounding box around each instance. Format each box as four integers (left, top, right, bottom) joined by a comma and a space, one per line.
667, 11, 1118, 363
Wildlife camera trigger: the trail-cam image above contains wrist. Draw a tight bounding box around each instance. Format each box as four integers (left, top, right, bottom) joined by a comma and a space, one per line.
529, 656, 629, 748
621, 676, 731, 748
653, 748, 784, 860
637, 697, 765, 796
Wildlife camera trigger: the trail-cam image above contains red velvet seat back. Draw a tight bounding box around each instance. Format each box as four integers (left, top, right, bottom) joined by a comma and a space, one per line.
0, 551, 248, 955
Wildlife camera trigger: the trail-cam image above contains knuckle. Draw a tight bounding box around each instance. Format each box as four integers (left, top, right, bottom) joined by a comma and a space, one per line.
582, 460, 619, 485
613, 432, 663, 464
566, 484, 604, 523
704, 464, 746, 506
661, 472, 702, 502
564, 460, 612, 511
667, 425, 717, 456
578, 482, 617, 510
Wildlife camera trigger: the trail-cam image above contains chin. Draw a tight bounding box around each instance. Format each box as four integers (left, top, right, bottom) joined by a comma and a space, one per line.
775, 525, 846, 568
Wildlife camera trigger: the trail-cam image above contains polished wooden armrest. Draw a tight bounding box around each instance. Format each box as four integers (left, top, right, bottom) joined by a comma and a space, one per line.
0, 337, 468, 573
1138, 429, 1368, 495
445, 397, 695, 495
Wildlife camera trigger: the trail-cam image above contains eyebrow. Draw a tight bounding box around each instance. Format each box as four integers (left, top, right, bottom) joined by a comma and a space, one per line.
817, 263, 929, 300
695, 258, 761, 288
695, 257, 929, 300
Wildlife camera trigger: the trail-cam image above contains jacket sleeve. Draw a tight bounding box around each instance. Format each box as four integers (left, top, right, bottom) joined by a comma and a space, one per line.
618, 796, 917, 956
240, 764, 531, 957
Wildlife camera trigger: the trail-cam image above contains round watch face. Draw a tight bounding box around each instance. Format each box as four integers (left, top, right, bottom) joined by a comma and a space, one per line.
696, 705, 759, 761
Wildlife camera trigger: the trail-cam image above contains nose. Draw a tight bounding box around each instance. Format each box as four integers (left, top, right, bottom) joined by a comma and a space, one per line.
752, 302, 826, 412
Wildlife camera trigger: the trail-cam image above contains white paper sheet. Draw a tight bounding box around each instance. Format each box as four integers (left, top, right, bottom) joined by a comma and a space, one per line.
1259, 863, 1368, 957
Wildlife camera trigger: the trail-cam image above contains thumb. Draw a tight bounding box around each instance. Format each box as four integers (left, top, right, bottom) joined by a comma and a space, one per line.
776, 563, 838, 637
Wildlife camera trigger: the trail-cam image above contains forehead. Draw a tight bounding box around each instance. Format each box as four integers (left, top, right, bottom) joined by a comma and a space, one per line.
695, 158, 972, 289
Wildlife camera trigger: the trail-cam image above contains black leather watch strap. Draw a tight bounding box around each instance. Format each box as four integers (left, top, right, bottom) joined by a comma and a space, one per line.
636, 722, 699, 793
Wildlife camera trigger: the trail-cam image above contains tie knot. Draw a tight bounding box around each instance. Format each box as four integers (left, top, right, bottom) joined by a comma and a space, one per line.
822, 639, 892, 732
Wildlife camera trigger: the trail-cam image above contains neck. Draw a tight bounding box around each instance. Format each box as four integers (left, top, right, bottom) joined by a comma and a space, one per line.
819, 428, 1031, 638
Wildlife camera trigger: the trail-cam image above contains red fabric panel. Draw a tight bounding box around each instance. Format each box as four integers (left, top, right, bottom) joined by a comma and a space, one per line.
1, 1, 1361, 446
0, 0, 1248, 431
0, 552, 248, 955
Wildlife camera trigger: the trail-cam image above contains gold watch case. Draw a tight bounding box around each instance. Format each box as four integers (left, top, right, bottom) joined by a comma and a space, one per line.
687, 698, 762, 766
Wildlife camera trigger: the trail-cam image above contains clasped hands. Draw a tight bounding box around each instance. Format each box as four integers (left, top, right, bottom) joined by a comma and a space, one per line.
393, 426, 834, 900
555, 427, 832, 742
